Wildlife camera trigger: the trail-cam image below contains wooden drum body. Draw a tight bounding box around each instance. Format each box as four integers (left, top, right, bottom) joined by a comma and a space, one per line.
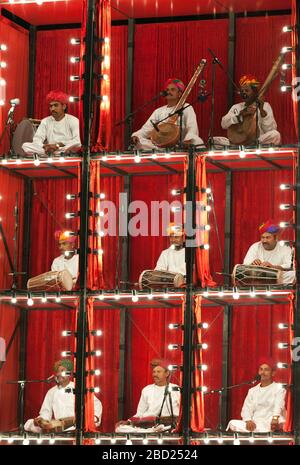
232, 264, 283, 287
138, 269, 185, 290
27, 270, 73, 292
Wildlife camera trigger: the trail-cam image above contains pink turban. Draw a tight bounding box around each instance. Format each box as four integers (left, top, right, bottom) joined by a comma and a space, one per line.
54, 230, 76, 243
46, 90, 69, 105
164, 78, 185, 92
258, 219, 281, 235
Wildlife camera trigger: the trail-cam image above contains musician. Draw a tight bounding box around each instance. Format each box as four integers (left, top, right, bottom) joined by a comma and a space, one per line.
227, 358, 286, 432
22, 90, 81, 156
243, 220, 295, 284
24, 359, 102, 433
155, 223, 186, 276
51, 230, 79, 285
131, 78, 204, 150
214, 75, 281, 146
115, 358, 180, 432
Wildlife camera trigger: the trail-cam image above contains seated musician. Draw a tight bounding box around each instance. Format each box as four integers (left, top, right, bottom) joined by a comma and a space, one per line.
131, 78, 204, 150
155, 223, 186, 276
115, 358, 181, 432
213, 75, 281, 147
51, 230, 79, 285
24, 359, 102, 432
22, 90, 81, 157
243, 219, 295, 284
227, 358, 286, 432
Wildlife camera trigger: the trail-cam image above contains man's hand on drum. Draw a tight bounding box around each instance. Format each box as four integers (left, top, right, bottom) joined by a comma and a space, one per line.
251, 259, 262, 266
131, 136, 139, 146
43, 143, 59, 153
260, 261, 273, 268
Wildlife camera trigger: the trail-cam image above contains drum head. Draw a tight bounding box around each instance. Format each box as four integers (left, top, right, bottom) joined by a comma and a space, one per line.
58, 269, 73, 291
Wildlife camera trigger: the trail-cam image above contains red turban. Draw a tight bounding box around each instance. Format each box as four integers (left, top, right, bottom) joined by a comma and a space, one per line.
54, 230, 76, 243
164, 78, 185, 92
239, 75, 260, 87
258, 219, 281, 235
258, 356, 277, 371
46, 90, 69, 105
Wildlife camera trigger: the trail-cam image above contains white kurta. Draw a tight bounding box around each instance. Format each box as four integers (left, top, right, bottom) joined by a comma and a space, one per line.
155, 246, 186, 276
51, 254, 79, 283
213, 101, 281, 146
243, 241, 295, 284
135, 383, 181, 418
227, 382, 286, 432
132, 103, 204, 150
22, 114, 81, 155
24, 381, 102, 432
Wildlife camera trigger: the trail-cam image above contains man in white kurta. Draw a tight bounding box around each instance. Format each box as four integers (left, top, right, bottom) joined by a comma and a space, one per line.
115, 359, 180, 433
51, 230, 79, 285
227, 359, 286, 432
155, 223, 186, 276
24, 360, 102, 432
213, 75, 281, 146
22, 90, 81, 156
131, 78, 204, 150
243, 220, 295, 284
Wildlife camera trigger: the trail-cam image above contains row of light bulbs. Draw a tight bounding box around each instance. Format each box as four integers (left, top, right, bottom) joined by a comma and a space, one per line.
280, 27, 295, 92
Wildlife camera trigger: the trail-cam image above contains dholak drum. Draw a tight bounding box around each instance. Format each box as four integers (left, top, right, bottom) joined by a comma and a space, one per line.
232, 264, 283, 287
138, 269, 185, 290
27, 270, 73, 292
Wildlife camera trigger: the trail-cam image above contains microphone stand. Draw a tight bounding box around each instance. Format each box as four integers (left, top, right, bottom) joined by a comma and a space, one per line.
157, 383, 169, 424
204, 378, 259, 431
7, 378, 54, 433
115, 92, 167, 148
207, 56, 217, 149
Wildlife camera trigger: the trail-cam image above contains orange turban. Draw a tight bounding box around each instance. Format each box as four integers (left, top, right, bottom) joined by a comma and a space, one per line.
54, 230, 76, 243
167, 223, 184, 236
239, 75, 260, 87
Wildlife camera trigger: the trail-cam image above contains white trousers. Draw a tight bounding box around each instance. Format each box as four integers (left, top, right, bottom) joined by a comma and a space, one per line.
213, 130, 281, 147
227, 419, 272, 433
22, 142, 81, 156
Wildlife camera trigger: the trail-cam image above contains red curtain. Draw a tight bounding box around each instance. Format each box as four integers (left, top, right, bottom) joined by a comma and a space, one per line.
235, 15, 297, 144
34, 29, 81, 120
194, 156, 215, 287
191, 296, 205, 431
132, 19, 229, 145
0, 19, 29, 152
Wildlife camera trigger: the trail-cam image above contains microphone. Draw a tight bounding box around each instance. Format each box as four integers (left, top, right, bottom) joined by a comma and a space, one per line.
160, 90, 169, 97
198, 79, 211, 103
252, 374, 261, 384
46, 374, 56, 383
208, 48, 222, 66
150, 119, 160, 132
10, 98, 20, 106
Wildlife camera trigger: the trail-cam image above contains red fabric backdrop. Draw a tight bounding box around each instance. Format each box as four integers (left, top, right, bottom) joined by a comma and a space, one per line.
0, 19, 29, 153
0, 169, 24, 430
132, 19, 229, 145
235, 15, 297, 144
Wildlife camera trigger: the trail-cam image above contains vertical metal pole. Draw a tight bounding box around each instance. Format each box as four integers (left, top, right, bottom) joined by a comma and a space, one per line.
75, 0, 95, 446
182, 148, 196, 445
27, 26, 37, 118
227, 12, 236, 108
124, 19, 135, 149
18, 310, 27, 433
224, 171, 232, 285
118, 175, 131, 419
220, 305, 232, 428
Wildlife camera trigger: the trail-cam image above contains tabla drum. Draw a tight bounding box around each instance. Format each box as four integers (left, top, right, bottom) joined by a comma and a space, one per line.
138, 269, 185, 290
27, 270, 73, 292
232, 264, 283, 287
